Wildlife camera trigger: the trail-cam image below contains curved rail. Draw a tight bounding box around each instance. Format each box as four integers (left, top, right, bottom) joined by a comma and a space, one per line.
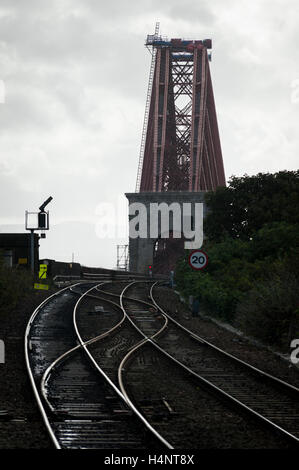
72, 283, 174, 449
117, 281, 299, 445
117, 284, 169, 409
27, 280, 174, 449
150, 281, 299, 394
28, 279, 299, 448
24, 282, 87, 449
40, 283, 126, 411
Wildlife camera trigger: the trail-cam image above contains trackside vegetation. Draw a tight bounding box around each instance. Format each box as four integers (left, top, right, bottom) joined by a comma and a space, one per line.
175, 171, 299, 350
0, 255, 34, 317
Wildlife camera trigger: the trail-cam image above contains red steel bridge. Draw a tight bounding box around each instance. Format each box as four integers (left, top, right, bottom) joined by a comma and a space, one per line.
135, 26, 226, 193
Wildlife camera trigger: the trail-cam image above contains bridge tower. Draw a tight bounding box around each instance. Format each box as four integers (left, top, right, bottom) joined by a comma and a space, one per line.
126, 26, 226, 274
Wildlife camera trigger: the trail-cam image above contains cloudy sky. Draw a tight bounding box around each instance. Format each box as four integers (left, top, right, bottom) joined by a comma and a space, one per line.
0, 0, 298, 268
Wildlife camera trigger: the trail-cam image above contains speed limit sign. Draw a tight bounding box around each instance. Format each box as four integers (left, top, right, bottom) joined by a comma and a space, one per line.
188, 250, 208, 270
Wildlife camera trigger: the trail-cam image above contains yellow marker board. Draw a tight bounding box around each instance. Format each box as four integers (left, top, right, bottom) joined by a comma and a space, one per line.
34, 283, 49, 290
39, 264, 48, 279
18, 258, 28, 265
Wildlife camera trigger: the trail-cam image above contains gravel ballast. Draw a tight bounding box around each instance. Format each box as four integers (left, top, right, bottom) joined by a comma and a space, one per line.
1, 282, 298, 449
0, 288, 57, 449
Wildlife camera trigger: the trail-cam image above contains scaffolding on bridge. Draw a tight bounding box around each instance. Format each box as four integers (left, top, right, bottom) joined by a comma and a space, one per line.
116, 244, 129, 271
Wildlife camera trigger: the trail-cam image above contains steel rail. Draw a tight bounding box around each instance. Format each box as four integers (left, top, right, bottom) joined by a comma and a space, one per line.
150, 281, 299, 394
72, 282, 174, 450
29, 280, 171, 449
41, 281, 125, 404
94, 281, 299, 397
120, 281, 299, 445
40, 283, 126, 412
40, 281, 155, 411
117, 287, 169, 408
24, 281, 90, 449
149, 282, 299, 444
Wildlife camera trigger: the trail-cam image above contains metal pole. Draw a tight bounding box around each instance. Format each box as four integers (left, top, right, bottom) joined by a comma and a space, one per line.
30, 230, 35, 273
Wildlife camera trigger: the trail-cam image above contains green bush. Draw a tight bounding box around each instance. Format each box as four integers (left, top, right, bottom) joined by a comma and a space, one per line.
174, 170, 299, 348
0, 255, 34, 317
235, 268, 299, 349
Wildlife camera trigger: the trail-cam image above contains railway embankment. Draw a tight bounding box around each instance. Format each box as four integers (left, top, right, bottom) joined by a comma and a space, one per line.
0, 273, 57, 448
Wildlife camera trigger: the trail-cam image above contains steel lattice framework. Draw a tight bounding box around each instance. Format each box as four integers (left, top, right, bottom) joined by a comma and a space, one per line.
136, 34, 226, 192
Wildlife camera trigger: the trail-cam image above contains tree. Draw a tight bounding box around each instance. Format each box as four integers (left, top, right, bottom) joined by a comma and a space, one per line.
174, 170, 299, 349
204, 171, 299, 241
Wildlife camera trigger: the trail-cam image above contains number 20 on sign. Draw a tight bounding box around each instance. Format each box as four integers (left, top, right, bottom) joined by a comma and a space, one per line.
188, 250, 208, 270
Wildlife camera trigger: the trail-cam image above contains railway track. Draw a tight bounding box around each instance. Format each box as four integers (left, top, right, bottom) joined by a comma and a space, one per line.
25, 280, 170, 449
25, 278, 299, 449
148, 284, 299, 438
94, 280, 299, 447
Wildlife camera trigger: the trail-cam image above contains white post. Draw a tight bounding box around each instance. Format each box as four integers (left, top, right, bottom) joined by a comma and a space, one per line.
30, 230, 35, 273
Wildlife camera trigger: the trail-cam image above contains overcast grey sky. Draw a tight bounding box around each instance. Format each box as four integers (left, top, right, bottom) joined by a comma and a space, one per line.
0, 0, 298, 268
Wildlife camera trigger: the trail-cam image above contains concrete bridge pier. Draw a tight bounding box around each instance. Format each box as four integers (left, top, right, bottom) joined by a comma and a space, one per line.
125, 191, 207, 274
